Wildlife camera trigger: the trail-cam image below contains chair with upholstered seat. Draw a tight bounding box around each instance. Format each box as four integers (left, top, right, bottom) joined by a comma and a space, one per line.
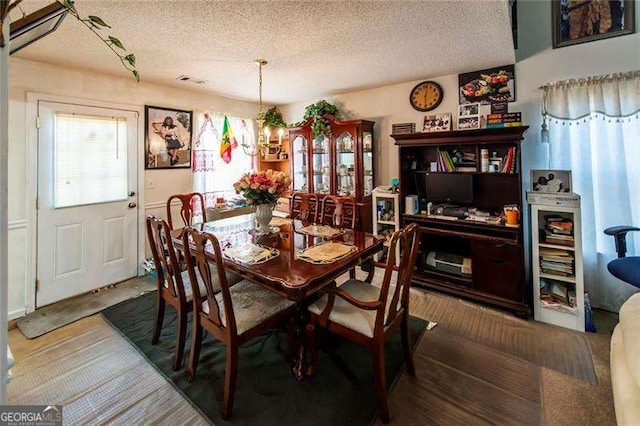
290, 192, 320, 223
146, 215, 202, 371
166, 192, 206, 229
146, 215, 241, 371
182, 227, 297, 419
318, 195, 358, 229
306, 223, 420, 423
605, 225, 640, 289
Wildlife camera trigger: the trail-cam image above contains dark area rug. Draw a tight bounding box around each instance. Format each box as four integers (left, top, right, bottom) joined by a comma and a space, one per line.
102, 292, 426, 426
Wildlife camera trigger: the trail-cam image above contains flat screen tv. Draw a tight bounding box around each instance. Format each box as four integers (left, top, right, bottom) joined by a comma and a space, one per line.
425, 173, 473, 204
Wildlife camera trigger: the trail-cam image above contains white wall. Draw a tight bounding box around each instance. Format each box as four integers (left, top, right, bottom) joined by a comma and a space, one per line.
7, 57, 259, 319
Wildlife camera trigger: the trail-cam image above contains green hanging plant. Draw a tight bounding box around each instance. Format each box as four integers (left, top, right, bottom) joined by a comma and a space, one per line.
0, 0, 139, 81
294, 100, 340, 139
263, 106, 287, 128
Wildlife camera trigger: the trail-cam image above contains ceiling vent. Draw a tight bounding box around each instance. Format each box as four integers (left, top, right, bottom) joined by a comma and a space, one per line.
175, 75, 207, 85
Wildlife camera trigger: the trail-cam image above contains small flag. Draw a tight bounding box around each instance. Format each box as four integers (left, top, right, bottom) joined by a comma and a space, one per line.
220, 116, 237, 164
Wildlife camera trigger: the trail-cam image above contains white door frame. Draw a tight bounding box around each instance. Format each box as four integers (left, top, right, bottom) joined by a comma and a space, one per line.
25, 92, 146, 314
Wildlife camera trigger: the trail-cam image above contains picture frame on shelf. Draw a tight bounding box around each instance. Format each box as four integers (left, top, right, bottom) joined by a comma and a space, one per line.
457, 115, 480, 130
459, 102, 480, 117
145, 105, 193, 169
530, 169, 572, 193
552, 0, 635, 49
459, 64, 515, 104
423, 113, 451, 132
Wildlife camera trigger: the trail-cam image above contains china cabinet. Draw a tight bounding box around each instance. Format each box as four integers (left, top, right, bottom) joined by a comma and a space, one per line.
289, 115, 375, 230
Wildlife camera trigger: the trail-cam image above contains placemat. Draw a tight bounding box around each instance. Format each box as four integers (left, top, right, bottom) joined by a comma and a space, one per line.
223, 243, 279, 265
269, 217, 292, 227
298, 224, 343, 238
298, 242, 356, 264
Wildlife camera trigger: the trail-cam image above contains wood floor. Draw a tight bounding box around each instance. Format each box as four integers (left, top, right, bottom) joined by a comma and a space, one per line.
7, 278, 615, 425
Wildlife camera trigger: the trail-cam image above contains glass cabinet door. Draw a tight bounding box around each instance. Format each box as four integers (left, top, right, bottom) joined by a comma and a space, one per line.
312, 135, 330, 194
335, 131, 356, 196
362, 131, 373, 197
292, 135, 308, 192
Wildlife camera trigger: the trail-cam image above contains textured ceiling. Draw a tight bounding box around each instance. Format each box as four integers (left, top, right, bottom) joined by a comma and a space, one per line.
10, 0, 516, 104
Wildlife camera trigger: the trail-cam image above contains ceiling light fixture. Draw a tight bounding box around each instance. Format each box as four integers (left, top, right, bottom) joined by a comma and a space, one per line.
242, 59, 281, 157
6, 2, 68, 55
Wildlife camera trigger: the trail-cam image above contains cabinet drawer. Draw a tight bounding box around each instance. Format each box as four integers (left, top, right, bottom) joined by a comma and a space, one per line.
473, 240, 519, 262
473, 259, 524, 301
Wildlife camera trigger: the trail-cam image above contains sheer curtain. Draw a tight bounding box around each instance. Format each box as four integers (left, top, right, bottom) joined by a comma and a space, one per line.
192, 112, 255, 218
543, 71, 640, 311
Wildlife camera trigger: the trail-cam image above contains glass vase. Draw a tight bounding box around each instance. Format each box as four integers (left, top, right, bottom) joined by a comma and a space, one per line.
255, 203, 274, 235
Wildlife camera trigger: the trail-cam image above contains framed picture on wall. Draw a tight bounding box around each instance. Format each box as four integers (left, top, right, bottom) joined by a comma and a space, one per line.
458, 64, 515, 104
145, 105, 193, 169
552, 0, 635, 49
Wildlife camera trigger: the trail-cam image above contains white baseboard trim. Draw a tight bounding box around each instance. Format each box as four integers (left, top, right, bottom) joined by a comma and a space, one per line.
8, 308, 25, 321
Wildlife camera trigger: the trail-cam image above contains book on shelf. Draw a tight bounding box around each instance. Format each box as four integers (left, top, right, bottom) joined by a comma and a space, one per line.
541, 262, 574, 274
542, 233, 575, 247
438, 150, 456, 172
487, 113, 522, 123
540, 279, 575, 307
541, 268, 574, 277
539, 247, 572, 256
485, 122, 523, 128
392, 123, 416, 134
499, 146, 517, 173
546, 219, 574, 235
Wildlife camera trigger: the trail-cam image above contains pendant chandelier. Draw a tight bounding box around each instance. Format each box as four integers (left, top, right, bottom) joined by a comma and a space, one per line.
242, 59, 282, 157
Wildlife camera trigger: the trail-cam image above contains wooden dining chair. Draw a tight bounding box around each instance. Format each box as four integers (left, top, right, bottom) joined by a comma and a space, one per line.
306, 223, 420, 424
146, 215, 202, 371
290, 192, 320, 223
166, 192, 206, 229
182, 227, 297, 420
319, 195, 357, 229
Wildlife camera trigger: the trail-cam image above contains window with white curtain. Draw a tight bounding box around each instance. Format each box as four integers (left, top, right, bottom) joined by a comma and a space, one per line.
192, 112, 255, 208
54, 113, 128, 208
543, 71, 640, 312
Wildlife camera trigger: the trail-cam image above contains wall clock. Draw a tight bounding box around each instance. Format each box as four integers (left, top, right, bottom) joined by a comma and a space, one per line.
409, 81, 443, 112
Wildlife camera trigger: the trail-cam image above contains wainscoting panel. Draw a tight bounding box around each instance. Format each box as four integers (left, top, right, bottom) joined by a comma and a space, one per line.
8, 220, 28, 320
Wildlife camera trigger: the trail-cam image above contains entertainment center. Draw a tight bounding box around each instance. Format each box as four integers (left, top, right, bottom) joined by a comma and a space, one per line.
393, 127, 529, 317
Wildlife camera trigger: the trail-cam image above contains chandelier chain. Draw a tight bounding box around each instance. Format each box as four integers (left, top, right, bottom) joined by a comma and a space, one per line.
258, 61, 263, 118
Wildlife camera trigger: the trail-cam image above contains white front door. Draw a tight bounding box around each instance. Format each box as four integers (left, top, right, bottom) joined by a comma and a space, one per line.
36, 101, 139, 306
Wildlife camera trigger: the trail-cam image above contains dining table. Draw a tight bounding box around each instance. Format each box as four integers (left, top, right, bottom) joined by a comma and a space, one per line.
170, 212, 384, 379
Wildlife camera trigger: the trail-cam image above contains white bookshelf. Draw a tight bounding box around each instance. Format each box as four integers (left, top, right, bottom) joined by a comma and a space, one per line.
372, 190, 400, 262
530, 198, 584, 332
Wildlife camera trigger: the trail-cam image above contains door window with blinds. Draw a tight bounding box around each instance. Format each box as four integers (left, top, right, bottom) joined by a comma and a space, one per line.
54, 113, 129, 208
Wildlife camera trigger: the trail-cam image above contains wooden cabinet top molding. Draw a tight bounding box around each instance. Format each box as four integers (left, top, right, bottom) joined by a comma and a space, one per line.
392, 126, 529, 146
289, 114, 376, 131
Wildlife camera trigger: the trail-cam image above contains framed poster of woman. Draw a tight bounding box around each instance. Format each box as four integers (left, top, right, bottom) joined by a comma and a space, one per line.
145, 105, 193, 169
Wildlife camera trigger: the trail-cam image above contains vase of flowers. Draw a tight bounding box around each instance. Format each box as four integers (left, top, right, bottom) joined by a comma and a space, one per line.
233, 170, 291, 234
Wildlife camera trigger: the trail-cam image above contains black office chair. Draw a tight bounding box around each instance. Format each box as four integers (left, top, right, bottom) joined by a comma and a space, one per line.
604, 226, 640, 288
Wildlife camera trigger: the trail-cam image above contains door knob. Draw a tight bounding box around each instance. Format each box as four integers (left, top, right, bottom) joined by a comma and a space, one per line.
129, 191, 136, 196
128, 202, 137, 208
